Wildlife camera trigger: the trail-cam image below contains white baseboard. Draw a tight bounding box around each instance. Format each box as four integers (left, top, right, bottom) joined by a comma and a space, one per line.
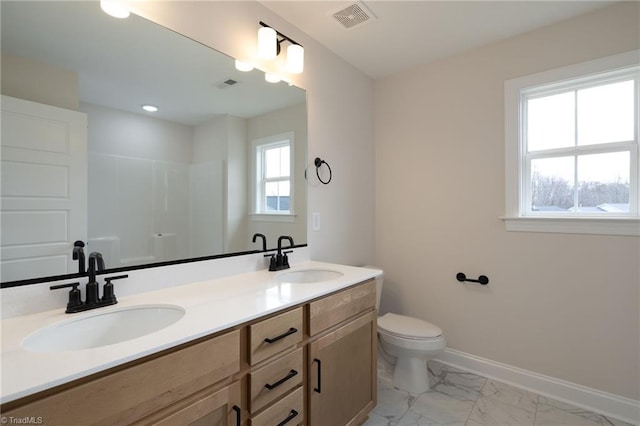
436, 348, 640, 425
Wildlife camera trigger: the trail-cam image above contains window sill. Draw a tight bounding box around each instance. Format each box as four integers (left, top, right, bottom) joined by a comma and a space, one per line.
500, 216, 640, 236
250, 213, 297, 223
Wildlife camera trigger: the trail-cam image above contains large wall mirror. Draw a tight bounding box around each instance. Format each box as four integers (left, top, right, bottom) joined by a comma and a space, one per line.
0, 1, 307, 285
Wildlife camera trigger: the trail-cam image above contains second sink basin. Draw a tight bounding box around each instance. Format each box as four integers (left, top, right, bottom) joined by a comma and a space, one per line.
276, 269, 344, 284
22, 304, 185, 352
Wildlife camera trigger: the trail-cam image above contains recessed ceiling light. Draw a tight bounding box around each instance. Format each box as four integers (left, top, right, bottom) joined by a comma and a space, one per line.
142, 105, 158, 112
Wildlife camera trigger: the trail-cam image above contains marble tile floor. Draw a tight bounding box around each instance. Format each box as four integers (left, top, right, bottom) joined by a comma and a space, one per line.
363, 359, 636, 426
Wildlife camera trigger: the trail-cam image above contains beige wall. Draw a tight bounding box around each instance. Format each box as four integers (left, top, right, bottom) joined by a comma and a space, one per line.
375, 2, 639, 400
226, 116, 249, 254
193, 115, 250, 254
129, 1, 376, 266
1, 53, 79, 110
248, 103, 307, 251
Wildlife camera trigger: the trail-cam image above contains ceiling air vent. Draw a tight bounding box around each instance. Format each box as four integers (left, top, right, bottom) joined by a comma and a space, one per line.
215, 78, 239, 90
331, 2, 376, 30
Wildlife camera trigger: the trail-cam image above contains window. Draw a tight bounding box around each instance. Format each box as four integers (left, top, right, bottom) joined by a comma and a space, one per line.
251, 132, 294, 219
504, 51, 640, 235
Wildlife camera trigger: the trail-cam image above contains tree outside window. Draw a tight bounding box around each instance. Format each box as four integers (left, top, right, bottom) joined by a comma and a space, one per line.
522, 73, 637, 215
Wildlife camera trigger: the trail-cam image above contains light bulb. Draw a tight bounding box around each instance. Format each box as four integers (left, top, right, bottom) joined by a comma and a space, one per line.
142, 105, 158, 112
234, 60, 254, 72
265, 73, 281, 83
100, 0, 130, 19
258, 27, 277, 60
286, 44, 304, 74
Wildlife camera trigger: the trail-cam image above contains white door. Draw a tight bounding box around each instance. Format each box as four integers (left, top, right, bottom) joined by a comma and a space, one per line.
1, 95, 87, 282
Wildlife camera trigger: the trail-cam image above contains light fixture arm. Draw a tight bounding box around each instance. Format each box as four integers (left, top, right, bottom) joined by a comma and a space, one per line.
259, 21, 303, 50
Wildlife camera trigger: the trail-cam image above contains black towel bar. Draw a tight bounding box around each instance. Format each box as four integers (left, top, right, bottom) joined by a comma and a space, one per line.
456, 273, 489, 285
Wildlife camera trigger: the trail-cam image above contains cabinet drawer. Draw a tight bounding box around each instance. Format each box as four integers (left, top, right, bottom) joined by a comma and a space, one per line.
249, 348, 303, 413
308, 280, 376, 336
250, 386, 304, 426
3, 330, 240, 425
249, 307, 303, 365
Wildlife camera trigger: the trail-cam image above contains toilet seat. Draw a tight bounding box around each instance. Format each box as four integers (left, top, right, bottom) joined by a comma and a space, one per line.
378, 313, 443, 340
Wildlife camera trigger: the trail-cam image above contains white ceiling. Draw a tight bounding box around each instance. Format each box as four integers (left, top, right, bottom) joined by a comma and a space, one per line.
260, 1, 615, 79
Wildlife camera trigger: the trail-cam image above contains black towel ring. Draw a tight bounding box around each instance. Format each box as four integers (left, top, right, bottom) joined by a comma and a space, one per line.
314, 157, 332, 185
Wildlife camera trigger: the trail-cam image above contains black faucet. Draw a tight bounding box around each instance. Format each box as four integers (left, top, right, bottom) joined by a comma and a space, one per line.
266, 236, 294, 271
51, 251, 128, 313
252, 233, 267, 252
86, 252, 105, 306
72, 240, 85, 274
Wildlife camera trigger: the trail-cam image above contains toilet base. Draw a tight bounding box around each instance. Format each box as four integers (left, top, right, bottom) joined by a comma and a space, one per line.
392, 356, 430, 393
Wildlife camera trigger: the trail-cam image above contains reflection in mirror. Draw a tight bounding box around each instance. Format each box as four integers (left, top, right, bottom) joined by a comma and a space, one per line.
0, 1, 307, 285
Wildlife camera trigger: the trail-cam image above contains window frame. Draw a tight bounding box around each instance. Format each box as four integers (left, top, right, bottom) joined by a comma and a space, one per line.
503, 50, 640, 236
250, 132, 295, 221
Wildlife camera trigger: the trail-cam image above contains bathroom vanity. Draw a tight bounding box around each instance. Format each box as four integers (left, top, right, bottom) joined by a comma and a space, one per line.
0, 262, 379, 426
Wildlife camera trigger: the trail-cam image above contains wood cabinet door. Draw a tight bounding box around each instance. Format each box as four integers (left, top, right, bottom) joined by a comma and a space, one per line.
143, 381, 242, 426
308, 311, 377, 426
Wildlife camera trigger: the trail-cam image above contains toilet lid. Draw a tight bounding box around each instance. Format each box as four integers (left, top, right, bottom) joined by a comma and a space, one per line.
378, 313, 443, 339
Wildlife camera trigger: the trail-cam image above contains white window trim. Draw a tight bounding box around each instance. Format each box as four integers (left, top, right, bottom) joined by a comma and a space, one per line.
503, 50, 640, 236
249, 213, 297, 223
250, 131, 295, 219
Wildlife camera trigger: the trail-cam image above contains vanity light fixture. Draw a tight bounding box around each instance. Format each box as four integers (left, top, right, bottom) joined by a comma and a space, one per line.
100, 0, 130, 19
142, 105, 158, 112
257, 22, 304, 76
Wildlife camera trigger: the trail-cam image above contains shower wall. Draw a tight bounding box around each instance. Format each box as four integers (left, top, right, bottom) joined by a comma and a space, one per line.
84, 103, 225, 267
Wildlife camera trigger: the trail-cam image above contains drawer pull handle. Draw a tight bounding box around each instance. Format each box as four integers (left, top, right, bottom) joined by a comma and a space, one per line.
313, 358, 322, 393
265, 369, 298, 390
232, 405, 241, 426
264, 327, 298, 344
276, 409, 299, 426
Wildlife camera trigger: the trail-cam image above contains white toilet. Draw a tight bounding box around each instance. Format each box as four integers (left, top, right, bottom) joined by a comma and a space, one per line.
371, 269, 446, 394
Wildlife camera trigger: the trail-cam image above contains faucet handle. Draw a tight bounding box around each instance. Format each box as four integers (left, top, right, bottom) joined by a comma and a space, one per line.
101, 274, 128, 305
267, 255, 278, 271
50, 282, 79, 289
50, 282, 83, 312
282, 250, 293, 268
104, 274, 128, 282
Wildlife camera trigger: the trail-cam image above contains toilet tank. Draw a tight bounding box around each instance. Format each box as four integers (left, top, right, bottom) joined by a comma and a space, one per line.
362, 266, 383, 311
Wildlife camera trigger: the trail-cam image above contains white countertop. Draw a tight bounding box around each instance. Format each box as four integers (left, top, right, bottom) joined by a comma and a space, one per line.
0, 261, 381, 404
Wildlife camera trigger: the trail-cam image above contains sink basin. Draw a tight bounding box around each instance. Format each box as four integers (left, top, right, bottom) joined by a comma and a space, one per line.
22, 304, 185, 352
276, 269, 344, 284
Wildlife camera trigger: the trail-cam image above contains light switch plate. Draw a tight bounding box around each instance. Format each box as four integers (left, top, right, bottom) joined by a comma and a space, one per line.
312, 212, 321, 231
